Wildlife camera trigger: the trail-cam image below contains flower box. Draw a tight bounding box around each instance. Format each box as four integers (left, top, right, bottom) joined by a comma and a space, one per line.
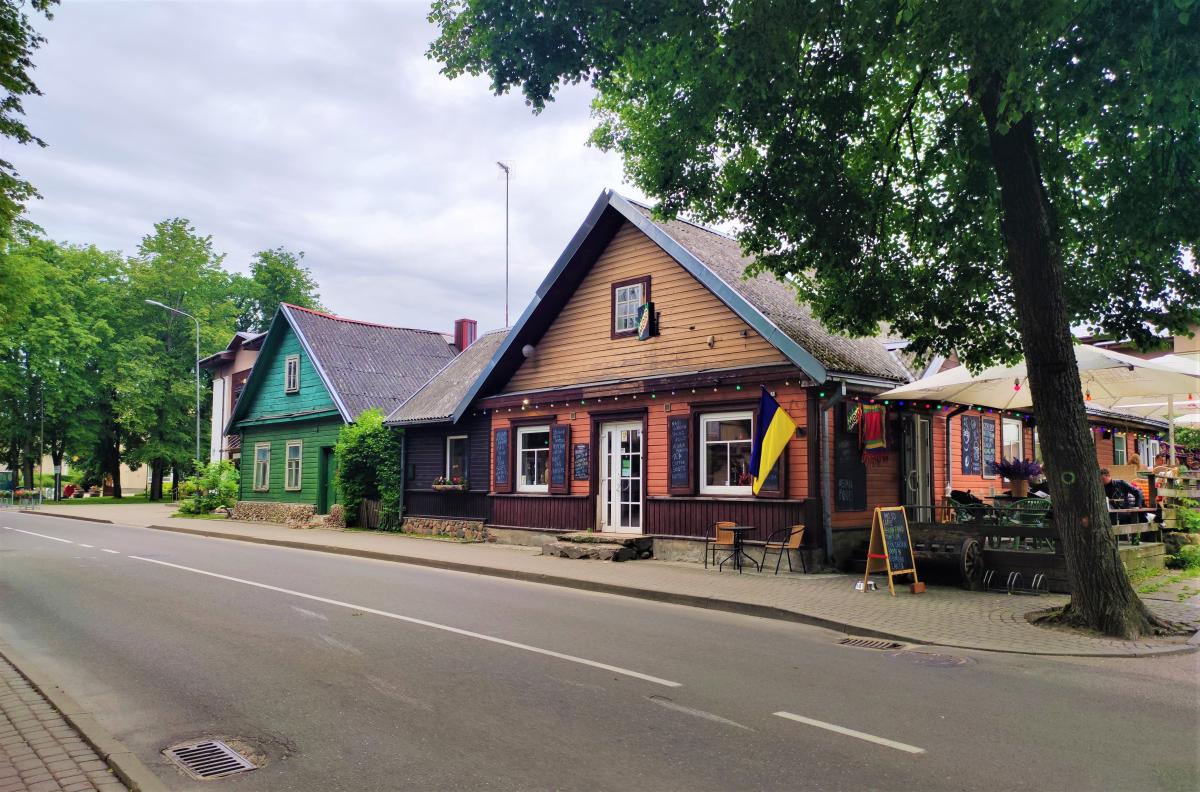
432, 484, 467, 492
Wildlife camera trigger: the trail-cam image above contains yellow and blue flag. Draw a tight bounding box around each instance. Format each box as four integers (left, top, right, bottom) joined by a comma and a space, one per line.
750, 387, 797, 495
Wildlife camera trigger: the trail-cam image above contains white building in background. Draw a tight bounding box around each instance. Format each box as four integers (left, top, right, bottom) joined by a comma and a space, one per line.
199, 330, 265, 464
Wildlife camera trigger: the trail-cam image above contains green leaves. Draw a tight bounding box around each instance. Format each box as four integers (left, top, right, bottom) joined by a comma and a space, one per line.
334, 409, 403, 529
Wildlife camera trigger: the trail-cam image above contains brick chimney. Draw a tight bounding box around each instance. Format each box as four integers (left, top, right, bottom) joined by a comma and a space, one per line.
453, 318, 477, 351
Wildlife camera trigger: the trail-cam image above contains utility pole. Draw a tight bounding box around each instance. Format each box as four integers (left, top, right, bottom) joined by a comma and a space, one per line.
496, 161, 511, 327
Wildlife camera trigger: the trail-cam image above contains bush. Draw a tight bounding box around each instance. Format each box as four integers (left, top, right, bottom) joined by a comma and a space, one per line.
177, 461, 239, 515
1174, 498, 1200, 534
335, 409, 403, 529
1165, 545, 1200, 570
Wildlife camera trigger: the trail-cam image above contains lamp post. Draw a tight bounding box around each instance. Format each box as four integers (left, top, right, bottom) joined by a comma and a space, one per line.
145, 300, 201, 464
496, 161, 510, 328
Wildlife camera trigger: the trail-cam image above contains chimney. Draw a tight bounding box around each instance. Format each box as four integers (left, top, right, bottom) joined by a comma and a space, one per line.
453, 318, 477, 351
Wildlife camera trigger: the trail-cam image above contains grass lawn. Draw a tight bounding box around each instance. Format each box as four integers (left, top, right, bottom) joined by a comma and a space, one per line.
170, 512, 230, 520
45, 494, 154, 506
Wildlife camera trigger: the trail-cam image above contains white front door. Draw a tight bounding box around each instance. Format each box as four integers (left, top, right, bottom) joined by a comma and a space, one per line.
600, 422, 642, 533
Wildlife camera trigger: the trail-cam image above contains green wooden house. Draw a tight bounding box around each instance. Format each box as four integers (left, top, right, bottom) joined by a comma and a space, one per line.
225, 304, 457, 517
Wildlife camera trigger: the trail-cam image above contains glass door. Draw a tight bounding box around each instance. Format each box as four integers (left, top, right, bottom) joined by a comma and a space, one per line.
601, 422, 642, 533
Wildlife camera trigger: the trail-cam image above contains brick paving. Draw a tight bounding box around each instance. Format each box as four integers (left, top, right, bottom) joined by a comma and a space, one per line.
0, 656, 127, 792
33, 503, 1200, 657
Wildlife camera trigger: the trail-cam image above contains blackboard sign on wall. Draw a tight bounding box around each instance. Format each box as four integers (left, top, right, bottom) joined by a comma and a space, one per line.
835, 403, 867, 511
668, 416, 691, 493
549, 424, 570, 494
981, 418, 997, 477
493, 428, 510, 489
573, 443, 590, 482
961, 415, 982, 476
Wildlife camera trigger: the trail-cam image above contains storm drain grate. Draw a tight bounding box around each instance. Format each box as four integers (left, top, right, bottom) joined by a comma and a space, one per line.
164, 740, 256, 780
838, 637, 904, 651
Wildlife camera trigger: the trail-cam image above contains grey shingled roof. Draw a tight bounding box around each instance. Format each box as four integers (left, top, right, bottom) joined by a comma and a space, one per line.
285, 305, 457, 420
385, 329, 508, 425
631, 204, 912, 382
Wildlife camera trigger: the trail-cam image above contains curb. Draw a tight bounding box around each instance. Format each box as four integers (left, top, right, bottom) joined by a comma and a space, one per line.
145, 523, 1199, 659
22, 510, 113, 524
0, 639, 168, 792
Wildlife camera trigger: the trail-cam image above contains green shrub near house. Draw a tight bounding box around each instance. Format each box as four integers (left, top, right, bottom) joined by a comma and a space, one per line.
178, 461, 239, 515
335, 409, 403, 530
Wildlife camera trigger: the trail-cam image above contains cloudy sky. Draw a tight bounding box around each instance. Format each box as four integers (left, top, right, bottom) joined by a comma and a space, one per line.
15, 0, 644, 334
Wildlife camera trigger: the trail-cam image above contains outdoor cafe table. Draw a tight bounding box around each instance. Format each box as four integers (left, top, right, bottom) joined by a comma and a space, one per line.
718, 526, 761, 573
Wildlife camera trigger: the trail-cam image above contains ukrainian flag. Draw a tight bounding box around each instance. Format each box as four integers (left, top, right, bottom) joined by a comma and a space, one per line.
750, 387, 797, 495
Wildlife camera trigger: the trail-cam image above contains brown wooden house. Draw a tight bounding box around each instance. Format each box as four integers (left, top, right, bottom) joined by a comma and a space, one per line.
450, 189, 925, 563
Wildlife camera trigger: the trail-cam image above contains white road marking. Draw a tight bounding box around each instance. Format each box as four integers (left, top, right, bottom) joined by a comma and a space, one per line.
101, 549, 120, 554
648, 696, 750, 730
774, 711, 926, 754
3, 526, 10, 530
13, 528, 73, 544
292, 606, 329, 621
79, 544, 95, 548
319, 634, 363, 655
129, 555, 681, 688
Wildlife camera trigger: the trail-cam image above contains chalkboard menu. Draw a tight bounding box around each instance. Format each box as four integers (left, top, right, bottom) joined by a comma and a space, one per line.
493, 428, 510, 489
549, 424, 569, 492
573, 443, 590, 482
981, 418, 997, 478
835, 403, 867, 511
879, 508, 914, 572
961, 415, 981, 476
668, 416, 691, 493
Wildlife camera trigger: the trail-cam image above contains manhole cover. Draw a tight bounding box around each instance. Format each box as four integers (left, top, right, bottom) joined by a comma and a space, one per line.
164, 739, 257, 780
885, 650, 971, 667
837, 637, 904, 650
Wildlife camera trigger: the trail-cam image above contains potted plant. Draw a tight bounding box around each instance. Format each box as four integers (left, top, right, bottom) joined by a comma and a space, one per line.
432, 475, 468, 492
987, 458, 1043, 498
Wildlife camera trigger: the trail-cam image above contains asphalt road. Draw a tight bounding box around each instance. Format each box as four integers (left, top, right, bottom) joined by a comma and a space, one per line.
1, 511, 1197, 792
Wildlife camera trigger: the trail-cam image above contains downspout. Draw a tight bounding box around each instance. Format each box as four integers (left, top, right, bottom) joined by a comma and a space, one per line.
945, 405, 969, 498
819, 381, 847, 566
397, 428, 407, 528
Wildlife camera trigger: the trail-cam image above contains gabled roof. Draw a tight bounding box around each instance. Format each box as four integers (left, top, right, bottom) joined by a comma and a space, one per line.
226, 304, 456, 431
198, 330, 266, 370
453, 189, 911, 422
385, 329, 508, 425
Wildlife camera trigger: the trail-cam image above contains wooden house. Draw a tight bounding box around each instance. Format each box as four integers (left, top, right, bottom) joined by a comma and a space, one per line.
199, 330, 265, 464
225, 304, 456, 520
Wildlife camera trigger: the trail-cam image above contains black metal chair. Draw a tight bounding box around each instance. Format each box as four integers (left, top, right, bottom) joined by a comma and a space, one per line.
759, 524, 807, 575
704, 521, 737, 569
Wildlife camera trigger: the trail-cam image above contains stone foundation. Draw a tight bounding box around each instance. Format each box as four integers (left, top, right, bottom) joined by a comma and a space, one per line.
233, 501, 316, 526
403, 517, 490, 542
323, 504, 346, 530
486, 526, 567, 548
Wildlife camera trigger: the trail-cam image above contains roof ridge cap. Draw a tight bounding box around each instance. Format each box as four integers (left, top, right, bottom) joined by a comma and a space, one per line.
282, 303, 446, 335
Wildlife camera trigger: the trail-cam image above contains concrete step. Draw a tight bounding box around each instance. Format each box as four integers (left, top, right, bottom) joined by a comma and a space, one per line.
557, 532, 654, 552
541, 539, 653, 562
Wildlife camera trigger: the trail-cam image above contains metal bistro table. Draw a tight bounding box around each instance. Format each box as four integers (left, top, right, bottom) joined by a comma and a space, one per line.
719, 525, 762, 573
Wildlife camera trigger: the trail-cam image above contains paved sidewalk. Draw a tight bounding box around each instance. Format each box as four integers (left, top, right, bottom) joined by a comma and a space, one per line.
28, 503, 1200, 657
0, 655, 126, 792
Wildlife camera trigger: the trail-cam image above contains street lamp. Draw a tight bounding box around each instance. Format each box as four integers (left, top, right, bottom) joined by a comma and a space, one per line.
145, 299, 202, 464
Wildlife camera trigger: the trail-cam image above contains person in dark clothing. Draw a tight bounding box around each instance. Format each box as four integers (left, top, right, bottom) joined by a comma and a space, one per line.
1101, 468, 1144, 524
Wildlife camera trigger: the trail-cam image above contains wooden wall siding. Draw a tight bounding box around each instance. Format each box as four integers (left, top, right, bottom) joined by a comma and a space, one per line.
404, 491, 490, 521
238, 417, 343, 505
490, 494, 592, 531
404, 413, 492, 491
504, 222, 788, 393
645, 497, 809, 543
825, 404, 901, 530
242, 327, 336, 421
489, 381, 811, 500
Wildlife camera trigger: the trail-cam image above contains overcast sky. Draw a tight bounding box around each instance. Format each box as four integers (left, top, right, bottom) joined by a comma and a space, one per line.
15, 0, 644, 334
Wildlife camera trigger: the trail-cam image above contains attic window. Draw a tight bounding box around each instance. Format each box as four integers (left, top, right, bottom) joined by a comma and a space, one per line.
284, 355, 300, 394
611, 276, 650, 338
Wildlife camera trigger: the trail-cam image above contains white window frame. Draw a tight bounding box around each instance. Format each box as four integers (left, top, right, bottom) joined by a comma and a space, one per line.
700, 411, 754, 496
445, 434, 469, 481
253, 442, 271, 491
285, 440, 303, 491
1113, 432, 1127, 466
516, 426, 550, 493
1032, 427, 1042, 463
613, 281, 645, 335
1000, 418, 1023, 481
284, 354, 300, 394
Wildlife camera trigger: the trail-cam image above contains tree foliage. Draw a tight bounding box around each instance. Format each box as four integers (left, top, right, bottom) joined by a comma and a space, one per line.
334, 409, 403, 530
231, 247, 323, 332
178, 459, 239, 515
430, 0, 1200, 637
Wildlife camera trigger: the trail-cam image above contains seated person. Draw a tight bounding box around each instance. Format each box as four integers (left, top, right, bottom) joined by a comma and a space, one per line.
1101, 468, 1144, 524
1028, 475, 1051, 498
1151, 453, 1175, 476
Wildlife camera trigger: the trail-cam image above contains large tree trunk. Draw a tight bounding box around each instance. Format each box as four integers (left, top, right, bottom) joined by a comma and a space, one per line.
150, 460, 164, 501
51, 448, 63, 501
976, 78, 1166, 638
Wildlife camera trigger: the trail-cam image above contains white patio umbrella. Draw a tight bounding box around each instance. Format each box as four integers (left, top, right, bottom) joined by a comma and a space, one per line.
877, 345, 1200, 464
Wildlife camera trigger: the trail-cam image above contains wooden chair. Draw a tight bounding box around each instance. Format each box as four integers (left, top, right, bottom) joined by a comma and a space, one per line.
704, 521, 737, 569
760, 525, 807, 575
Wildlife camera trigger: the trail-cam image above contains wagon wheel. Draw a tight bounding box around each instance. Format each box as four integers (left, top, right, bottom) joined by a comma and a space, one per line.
959, 537, 985, 590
